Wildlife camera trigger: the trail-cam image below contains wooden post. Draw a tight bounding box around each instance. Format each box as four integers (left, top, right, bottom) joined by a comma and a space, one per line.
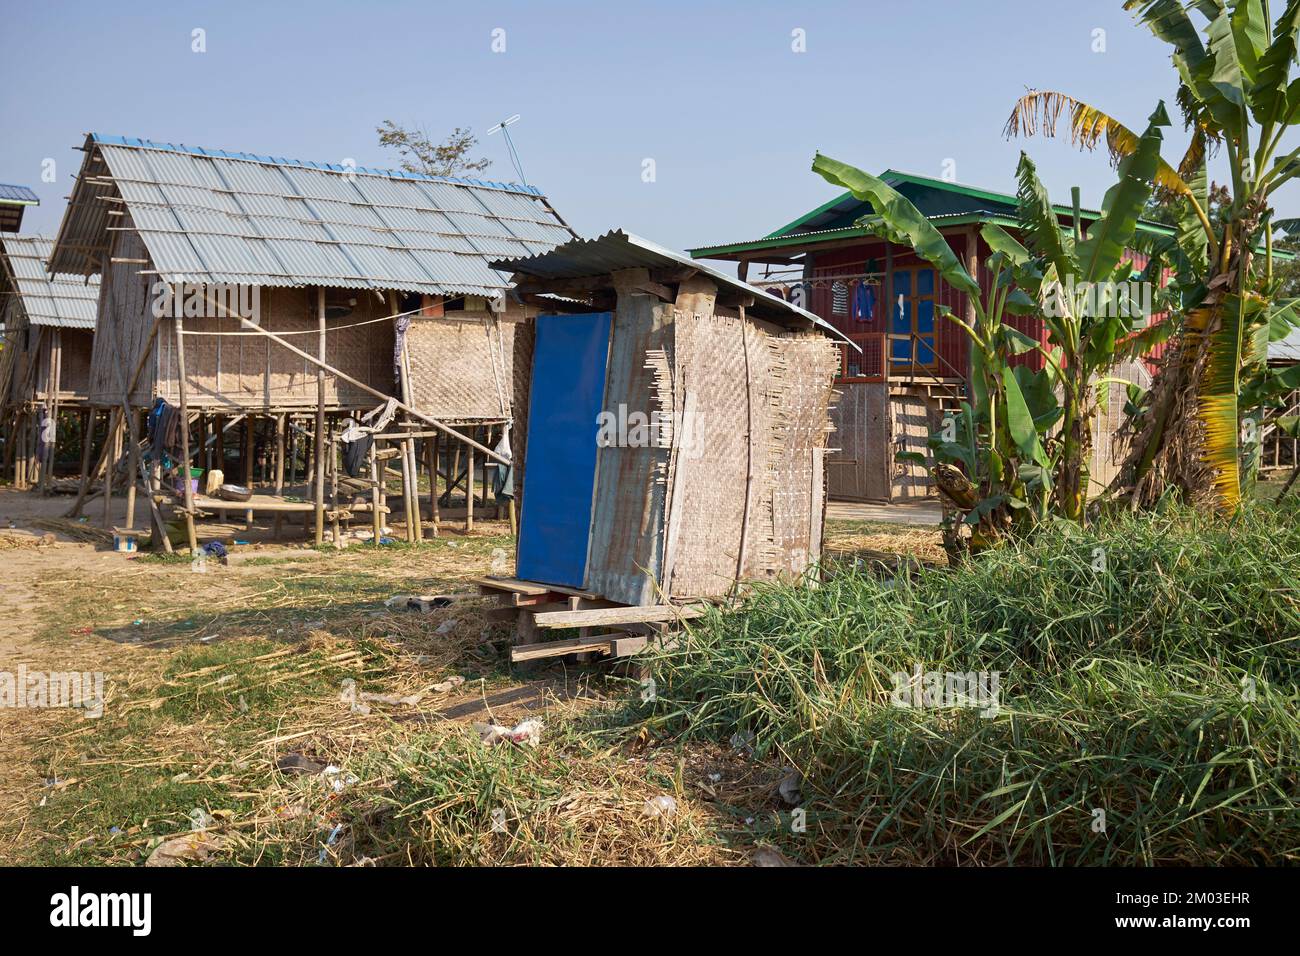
172, 317, 199, 553
398, 432, 416, 543
329, 423, 341, 548
273, 413, 286, 538
102, 408, 121, 528
465, 438, 475, 534
314, 289, 326, 547
425, 433, 440, 537
125, 409, 140, 530
243, 414, 255, 527
74, 408, 94, 506
369, 439, 382, 546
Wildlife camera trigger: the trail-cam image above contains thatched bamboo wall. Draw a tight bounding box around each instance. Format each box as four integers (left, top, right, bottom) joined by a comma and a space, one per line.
579, 282, 839, 606
404, 304, 535, 424
89, 221, 397, 411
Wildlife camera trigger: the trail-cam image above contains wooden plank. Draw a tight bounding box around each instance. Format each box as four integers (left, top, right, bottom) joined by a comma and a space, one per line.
473, 576, 597, 599
473, 576, 549, 596
532, 604, 706, 630
511, 634, 619, 662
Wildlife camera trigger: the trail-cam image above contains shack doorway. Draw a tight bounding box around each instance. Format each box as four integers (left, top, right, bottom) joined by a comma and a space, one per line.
516, 312, 612, 587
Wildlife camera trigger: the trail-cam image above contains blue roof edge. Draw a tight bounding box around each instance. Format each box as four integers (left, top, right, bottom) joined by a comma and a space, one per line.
0, 183, 41, 204
90, 133, 545, 197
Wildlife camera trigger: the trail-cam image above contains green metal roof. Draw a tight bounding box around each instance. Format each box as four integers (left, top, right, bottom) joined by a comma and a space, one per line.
689, 168, 1177, 260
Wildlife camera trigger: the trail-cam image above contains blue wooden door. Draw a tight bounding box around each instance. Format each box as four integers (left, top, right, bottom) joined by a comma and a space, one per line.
516, 312, 612, 587
890, 268, 937, 370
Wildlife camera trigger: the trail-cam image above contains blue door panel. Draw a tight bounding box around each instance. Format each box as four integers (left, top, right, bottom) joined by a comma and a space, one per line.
516, 313, 612, 587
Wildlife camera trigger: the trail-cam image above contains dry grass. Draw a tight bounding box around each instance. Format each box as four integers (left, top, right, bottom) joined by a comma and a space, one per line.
1, 516, 952, 867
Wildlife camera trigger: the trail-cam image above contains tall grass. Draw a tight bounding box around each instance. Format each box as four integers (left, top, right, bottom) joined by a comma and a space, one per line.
640, 501, 1300, 865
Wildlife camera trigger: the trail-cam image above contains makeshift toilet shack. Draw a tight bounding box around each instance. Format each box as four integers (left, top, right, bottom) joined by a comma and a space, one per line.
491, 230, 850, 610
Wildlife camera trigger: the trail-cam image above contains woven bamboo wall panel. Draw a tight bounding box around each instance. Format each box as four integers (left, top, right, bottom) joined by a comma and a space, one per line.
1090, 359, 1150, 493
154, 287, 396, 410
663, 307, 755, 600
89, 220, 397, 411
766, 334, 839, 576
405, 307, 532, 422
662, 314, 837, 601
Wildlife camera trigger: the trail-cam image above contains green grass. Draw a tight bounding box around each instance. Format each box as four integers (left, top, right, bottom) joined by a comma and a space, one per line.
630, 499, 1300, 865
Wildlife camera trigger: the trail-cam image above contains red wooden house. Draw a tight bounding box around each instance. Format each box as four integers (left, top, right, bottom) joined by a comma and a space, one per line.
689, 169, 1177, 501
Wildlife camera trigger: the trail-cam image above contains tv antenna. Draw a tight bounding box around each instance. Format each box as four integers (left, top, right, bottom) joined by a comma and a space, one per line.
487, 114, 528, 186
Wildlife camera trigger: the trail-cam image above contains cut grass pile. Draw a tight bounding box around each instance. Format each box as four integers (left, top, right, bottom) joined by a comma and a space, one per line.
635, 500, 1300, 865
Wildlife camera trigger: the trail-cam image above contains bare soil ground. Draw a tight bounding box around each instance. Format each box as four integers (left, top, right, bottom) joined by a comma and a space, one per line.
0, 485, 941, 866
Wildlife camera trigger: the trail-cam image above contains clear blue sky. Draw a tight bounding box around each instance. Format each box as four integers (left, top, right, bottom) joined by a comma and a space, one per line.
4, 0, 1297, 260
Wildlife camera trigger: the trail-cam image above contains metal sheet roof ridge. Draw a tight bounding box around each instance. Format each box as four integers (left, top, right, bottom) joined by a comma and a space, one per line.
492, 229, 856, 347
91, 134, 546, 197
0, 183, 40, 204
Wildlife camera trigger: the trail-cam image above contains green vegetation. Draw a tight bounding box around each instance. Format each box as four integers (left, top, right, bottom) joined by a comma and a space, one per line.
634, 501, 1300, 864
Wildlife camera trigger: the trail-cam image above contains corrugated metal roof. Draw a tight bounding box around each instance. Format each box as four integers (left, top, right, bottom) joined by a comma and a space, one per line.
0, 183, 39, 205
49, 134, 575, 296
0, 235, 100, 328
493, 230, 854, 345
1272, 328, 1300, 363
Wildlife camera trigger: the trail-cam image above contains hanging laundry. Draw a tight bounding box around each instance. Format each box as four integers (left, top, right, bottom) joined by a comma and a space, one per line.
493, 430, 514, 502
853, 283, 876, 322
831, 281, 849, 315
146, 398, 184, 462
342, 429, 372, 478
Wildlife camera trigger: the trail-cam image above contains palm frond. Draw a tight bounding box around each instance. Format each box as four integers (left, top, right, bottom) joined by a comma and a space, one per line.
1005, 91, 1193, 199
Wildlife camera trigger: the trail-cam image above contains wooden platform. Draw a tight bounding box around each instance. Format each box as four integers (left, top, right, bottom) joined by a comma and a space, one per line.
474, 575, 706, 663
184, 493, 388, 516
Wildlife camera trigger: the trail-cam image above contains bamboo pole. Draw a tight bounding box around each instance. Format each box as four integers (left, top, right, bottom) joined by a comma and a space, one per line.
224, 311, 507, 464
243, 414, 255, 527
425, 432, 440, 537
369, 439, 382, 546
125, 409, 140, 530
101, 408, 121, 528
273, 413, 286, 538
329, 423, 341, 547
465, 437, 475, 534
172, 316, 199, 553
314, 289, 326, 547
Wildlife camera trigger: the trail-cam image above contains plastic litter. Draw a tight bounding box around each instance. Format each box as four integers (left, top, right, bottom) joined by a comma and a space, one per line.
641, 795, 678, 820
476, 718, 543, 747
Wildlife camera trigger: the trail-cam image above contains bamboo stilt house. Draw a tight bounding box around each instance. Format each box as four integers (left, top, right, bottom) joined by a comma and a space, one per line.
49, 134, 574, 420
44, 133, 574, 546
492, 231, 852, 607
0, 234, 101, 486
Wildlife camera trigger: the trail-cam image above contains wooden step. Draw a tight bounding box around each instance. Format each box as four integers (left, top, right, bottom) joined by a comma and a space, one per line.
511, 632, 651, 662
511, 633, 620, 661
531, 604, 706, 630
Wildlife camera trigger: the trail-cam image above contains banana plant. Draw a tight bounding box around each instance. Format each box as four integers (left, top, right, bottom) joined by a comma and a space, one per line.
812, 154, 1058, 551
1005, 0, 1300, 512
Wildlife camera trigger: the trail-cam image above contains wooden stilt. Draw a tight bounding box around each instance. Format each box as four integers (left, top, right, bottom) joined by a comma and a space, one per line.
102, 408, 122, 528
426, 433, 440, 537
243, 414, 255, 528
172, 316, 199, 553
125, 409, 140, 530
273, 413, 286, 538
329, 423, 341, 547
466, 438, 475, 534
314, 289, 326, 547
369, 439, 382, 546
